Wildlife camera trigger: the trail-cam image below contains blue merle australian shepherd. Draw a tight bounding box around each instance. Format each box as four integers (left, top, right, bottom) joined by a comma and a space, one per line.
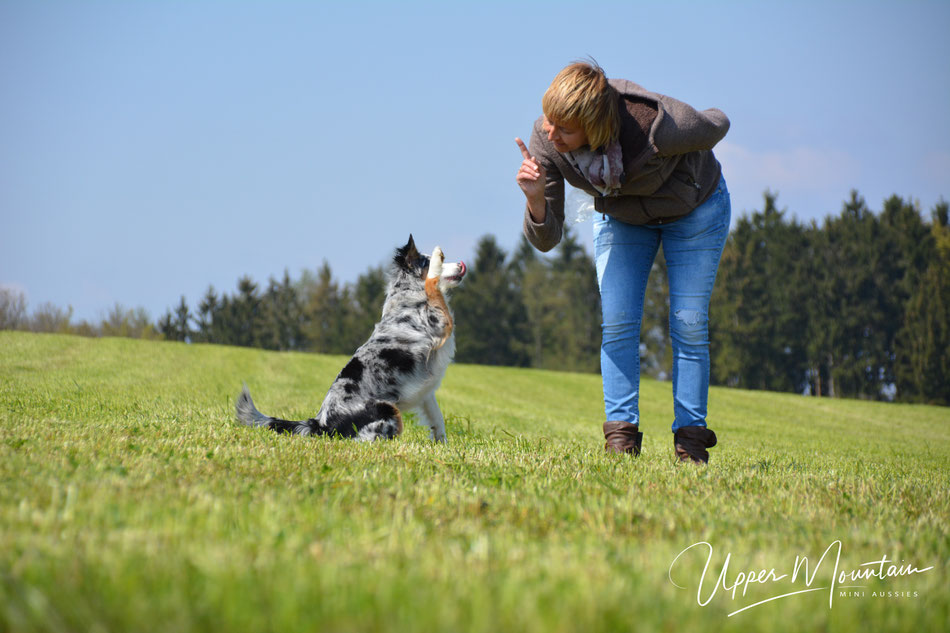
236, 236, 466, 442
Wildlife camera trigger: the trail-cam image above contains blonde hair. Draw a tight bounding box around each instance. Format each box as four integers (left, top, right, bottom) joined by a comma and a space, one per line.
542, 60, 619, 151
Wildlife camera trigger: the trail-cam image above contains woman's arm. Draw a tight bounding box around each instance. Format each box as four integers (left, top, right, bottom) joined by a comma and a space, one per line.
653, 94, 730, 156
518, 122, 565, 253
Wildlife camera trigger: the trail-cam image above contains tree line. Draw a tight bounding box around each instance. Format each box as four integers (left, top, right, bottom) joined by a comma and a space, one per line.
2, 190, 947, 405
153, 227, 614, 373
710, 192, 949, 404
151, 226, 669, 379
0, 294, 160, 340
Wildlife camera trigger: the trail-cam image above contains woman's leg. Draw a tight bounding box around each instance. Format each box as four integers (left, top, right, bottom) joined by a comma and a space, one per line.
593, 213, 660, 427
660, 176, 731, 433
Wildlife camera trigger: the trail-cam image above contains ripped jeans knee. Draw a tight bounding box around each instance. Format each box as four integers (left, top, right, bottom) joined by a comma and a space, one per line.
670, 308, 709, 348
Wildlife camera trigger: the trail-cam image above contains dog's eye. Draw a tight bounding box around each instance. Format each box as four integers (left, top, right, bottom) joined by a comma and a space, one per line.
416, 256, 430, 278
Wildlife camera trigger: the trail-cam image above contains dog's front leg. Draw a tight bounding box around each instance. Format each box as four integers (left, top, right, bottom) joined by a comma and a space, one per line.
425, 246, 454, 349
421, 393, 447, 443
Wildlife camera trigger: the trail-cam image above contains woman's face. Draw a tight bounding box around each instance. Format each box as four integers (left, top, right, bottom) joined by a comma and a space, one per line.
542, 116, 588, 152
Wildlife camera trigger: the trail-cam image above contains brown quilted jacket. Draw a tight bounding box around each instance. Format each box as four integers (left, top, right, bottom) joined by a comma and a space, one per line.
523, 78, 730, 252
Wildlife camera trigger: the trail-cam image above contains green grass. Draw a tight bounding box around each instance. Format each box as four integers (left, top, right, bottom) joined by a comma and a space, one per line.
1, 331, 947, 632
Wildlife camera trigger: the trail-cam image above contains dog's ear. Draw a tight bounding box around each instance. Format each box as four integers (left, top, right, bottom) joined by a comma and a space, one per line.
394, 234, 421, 270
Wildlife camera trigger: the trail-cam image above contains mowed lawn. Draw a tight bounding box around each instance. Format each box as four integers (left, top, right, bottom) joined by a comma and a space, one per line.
1, 331, 947, 632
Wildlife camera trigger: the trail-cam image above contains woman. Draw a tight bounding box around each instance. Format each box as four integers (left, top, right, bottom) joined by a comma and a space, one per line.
515, 61, 731, 464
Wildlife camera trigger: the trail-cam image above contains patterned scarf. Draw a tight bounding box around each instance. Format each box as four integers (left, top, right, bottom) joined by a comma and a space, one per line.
567, 140, 624, 195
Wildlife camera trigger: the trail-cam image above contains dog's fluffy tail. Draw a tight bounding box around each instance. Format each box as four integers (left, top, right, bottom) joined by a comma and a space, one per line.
236, 384, 314, 436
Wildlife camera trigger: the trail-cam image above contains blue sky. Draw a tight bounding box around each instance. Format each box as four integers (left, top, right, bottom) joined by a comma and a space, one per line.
2, 0, 949, 323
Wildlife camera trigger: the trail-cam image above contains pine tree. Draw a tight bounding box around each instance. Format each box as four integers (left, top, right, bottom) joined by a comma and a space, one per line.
710, 192, 808, 392
262, 270, 304, 351
641, 247, 671, 380
343, 266, 387, 352
229, 278, 262, 348
300, 262, 350, 354
160, 296, 192, 342
195, 286, 219, 344
877, 196, 935, 398
820, 192, 890, 398
897, 200, 950, 404
174, 296, 193, 342
451, 235, 530, 367
549, 227, 600, 372
508, 237, 545, 366
513, 227, 600, 372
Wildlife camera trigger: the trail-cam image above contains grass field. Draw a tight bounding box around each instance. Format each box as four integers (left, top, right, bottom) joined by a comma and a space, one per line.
1, 331, 947, 632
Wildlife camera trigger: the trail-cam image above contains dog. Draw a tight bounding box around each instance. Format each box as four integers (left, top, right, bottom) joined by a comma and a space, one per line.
236, 235, 466, 442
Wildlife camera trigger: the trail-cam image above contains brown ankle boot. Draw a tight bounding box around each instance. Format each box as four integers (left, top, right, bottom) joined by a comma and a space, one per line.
604, 421, 643, 456
673, 426, 717, 464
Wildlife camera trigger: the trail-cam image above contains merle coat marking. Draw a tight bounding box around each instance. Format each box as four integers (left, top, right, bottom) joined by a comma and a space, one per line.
236, 236, 465, 442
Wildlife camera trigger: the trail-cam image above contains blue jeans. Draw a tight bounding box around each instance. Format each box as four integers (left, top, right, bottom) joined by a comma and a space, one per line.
592, 176, 731, 433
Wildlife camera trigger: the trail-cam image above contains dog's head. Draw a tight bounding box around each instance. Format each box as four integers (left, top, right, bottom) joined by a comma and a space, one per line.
394, 235, 466, 289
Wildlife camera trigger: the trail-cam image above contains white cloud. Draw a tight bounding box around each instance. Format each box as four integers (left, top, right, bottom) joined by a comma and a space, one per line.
919, 150, 950, 189
715, 141, 864, 219
716, 141, 861, 195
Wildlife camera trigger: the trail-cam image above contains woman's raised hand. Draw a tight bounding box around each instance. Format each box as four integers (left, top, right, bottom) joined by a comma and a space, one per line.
515, 137, 546, 201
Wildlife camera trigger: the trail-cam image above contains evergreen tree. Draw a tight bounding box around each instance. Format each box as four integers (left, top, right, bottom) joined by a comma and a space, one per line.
818, 192, 890, 398
158, 310, 175, 340
262, 270, 305, 351
300, 261, 350, 354
451, 235, 530, 367
710, 192, 809, 392
549, 227, 600, 372
507, 236, 544, 365
641, 247, 671, 380
174, 295, 193, 342
515, 227, 600, 372
799, 221, 834, 396
194, 286, 219, 344
876, 195, 935, 398
228, 278, 262, 348
344, 265, 387, 352
897, 200, 950, 404
160, 296, 192, 342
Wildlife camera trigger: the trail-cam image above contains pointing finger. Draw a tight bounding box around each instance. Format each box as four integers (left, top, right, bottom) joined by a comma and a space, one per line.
515, 137, 532, 160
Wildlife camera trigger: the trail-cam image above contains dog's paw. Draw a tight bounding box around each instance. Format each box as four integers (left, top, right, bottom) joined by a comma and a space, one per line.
427, 246, 444, 279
